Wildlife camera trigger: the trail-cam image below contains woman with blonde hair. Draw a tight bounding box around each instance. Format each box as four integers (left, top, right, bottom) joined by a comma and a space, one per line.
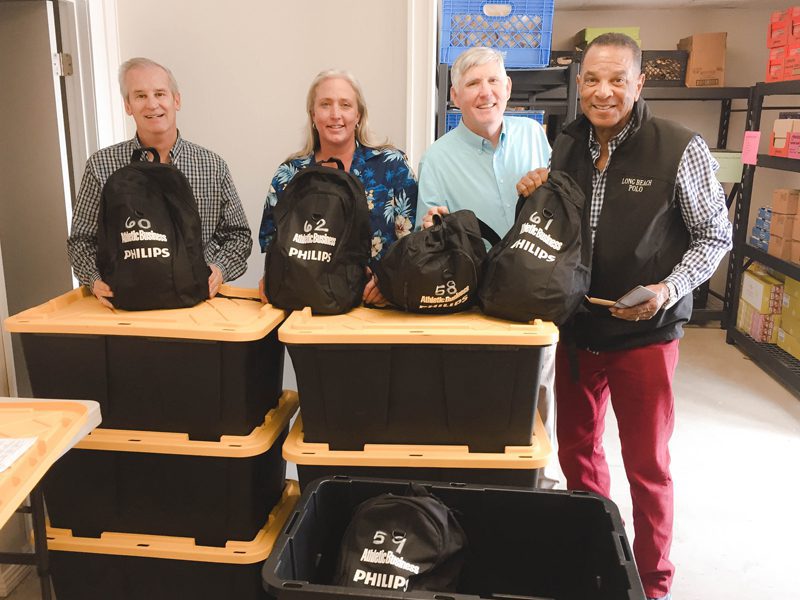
259, 69, 417, 305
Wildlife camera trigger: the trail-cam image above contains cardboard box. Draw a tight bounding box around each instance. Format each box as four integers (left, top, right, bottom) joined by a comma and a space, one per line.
779, 311, 800, 338
768, 234, 800, 262
752, 225, 770, 241
769, 10, 791, 48
737, 300, 781, 343
772, 130, 800, 157
789, 132, 800, 159
768, 44, 787, 82
750, 236, 769, 252
782, 291, 800, 320
740, 269, 784, 314
784, 275, 800, 300
772, 188, 800, 214
785, 62, 800, 81
768, 59, 785, 83
769, 120, 800, 156
678, 32, 726, 87
778, 328, 800, 359
770, 213, 800, 239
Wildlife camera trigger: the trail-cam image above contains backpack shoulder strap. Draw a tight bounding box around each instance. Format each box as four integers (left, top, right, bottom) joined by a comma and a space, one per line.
131, 147, 161, 164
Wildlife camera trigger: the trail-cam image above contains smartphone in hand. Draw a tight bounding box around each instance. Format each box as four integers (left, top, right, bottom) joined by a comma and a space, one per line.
586, 285, 657, 308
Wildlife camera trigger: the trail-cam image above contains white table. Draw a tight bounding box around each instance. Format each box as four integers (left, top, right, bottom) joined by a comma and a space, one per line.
0, 398, 101, 599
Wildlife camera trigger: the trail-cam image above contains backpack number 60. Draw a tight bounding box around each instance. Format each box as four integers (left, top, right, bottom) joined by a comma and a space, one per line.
125, 217, 151, 230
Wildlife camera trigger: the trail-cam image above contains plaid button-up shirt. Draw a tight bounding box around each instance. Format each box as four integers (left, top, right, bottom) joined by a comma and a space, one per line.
67, 134, 252, 287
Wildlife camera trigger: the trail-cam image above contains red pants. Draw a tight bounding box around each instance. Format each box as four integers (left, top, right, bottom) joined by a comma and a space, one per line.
555, 340, 679, 598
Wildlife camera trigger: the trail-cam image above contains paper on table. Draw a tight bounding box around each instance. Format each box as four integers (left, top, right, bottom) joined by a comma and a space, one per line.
0, 437, 37, 473
741, 131, 761, 165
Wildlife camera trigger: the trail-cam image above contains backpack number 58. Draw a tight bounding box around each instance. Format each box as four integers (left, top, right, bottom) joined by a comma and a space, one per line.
435, 280, 458, 296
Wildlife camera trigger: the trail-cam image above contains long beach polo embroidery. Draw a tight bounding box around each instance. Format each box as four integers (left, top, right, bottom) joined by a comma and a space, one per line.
621, 177, 654, 193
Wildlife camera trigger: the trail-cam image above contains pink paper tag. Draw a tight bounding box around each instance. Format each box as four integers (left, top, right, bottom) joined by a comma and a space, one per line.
741, 131, 761, 165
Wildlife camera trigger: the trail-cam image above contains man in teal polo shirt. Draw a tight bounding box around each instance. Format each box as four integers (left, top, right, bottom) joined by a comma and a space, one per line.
416, 46, 559, 488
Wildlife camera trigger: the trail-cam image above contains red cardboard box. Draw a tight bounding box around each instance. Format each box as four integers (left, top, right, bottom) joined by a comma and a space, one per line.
770, 120, 800, 156
768, 46, 787, 82
790, 6, 800, 42
770, 9, 791, 47
786, 41, 800, 67
768, 57, 786, 82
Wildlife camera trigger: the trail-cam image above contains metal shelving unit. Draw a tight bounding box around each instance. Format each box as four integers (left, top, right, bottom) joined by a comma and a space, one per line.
725, 80, 800, 396
435, 63, 580, 142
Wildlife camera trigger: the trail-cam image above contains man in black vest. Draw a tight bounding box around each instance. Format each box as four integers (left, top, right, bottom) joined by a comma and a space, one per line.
549, 34, 732, 600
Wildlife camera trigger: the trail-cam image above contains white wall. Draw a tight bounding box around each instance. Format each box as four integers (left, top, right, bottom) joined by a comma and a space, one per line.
115, 0, 414, 287
111, 4, 797, 295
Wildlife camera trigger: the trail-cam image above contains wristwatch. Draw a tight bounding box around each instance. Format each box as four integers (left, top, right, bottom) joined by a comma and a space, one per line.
663, 281, 678, 309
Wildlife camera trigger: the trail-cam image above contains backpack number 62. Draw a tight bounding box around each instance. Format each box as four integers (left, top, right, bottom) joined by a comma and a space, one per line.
303, 218, 329, 233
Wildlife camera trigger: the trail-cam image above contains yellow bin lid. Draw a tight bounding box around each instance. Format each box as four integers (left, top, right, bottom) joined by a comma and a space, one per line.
278, 306, 558, 345
77, 390, 299, 458
46, 481, 299, 564
283, 412, 551, 470
0, 400, 92, 527
4, 285, 285, 342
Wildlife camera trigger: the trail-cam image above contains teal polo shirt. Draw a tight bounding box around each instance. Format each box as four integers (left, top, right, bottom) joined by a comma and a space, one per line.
416, 116, 551, 237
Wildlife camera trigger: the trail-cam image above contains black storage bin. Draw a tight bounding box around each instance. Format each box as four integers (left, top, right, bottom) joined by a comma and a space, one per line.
262, 477, 645, 600
44, 392, 297, 547
280, 307, 558, 453
48, 482, 299, 600
283, 412, 552, 490
5, 286, 286, 440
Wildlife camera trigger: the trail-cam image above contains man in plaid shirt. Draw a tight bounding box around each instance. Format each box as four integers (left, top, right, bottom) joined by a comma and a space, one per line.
548, 34, 732, 600
67, 57, 252, 307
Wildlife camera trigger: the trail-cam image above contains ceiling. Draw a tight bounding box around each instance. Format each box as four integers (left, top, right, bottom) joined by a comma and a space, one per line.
557, 0, 795, 8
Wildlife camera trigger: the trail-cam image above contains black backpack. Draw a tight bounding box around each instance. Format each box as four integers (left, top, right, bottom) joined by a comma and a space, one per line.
372, 210, 499, 314
333, 483, 468, 593
96, 148, 210, 311
478, 171, 591, 325
265, 158, 370, 315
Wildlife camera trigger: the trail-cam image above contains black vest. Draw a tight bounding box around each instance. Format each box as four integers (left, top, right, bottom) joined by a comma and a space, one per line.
550, 100, 695, 351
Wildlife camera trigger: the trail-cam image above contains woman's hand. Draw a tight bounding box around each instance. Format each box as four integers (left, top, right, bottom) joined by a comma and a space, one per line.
421, 206, 449, 229
363, 268, 389, 307
258, 276, 269, 304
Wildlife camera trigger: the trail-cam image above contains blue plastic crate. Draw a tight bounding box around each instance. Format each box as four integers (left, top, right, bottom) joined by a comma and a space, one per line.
440, 0, 554, 67
445, 109, 545, 133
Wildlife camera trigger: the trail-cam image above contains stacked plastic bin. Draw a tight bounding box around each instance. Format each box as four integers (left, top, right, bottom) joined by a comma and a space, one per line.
4, 286, 298, 600
279, 306, 558, 488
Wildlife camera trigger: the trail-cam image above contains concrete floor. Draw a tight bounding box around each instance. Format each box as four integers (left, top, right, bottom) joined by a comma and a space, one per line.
5, 326, 799, 599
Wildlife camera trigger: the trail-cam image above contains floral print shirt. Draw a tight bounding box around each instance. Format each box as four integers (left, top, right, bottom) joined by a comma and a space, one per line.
259, 144, 417, 263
